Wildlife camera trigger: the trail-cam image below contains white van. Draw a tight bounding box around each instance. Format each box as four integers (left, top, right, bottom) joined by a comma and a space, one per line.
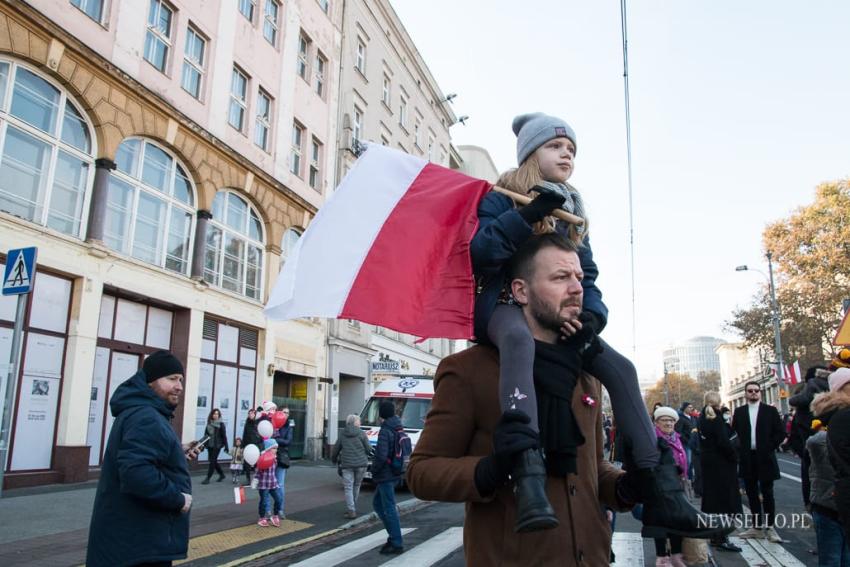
359, 376, 434, 482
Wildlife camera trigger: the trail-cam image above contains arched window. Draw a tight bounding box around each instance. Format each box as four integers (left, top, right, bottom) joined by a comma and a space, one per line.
104, 138, 196, 275
204, 191, 264, 300
280, 227, 301, 266
0, 59, 95, 237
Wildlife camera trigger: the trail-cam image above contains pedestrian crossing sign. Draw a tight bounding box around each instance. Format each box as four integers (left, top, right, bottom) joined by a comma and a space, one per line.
3, 247, 37, 296
834, 308, 850, 346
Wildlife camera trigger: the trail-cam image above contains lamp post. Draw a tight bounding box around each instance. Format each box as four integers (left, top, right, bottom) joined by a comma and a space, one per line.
736, 252, 789, 413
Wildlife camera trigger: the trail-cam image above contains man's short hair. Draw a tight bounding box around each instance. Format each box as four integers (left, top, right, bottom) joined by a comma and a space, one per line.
508, 233, 579, 282
345, 414, 359, 426
744, 380, 761, 391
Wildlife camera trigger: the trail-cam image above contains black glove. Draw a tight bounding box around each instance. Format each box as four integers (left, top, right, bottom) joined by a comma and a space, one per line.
518, 185, 567, 225
474, 410, 539, 495
574, 312, 603, 365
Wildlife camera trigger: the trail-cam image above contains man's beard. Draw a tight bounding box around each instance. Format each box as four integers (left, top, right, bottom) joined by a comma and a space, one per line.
528, 294, 580, 333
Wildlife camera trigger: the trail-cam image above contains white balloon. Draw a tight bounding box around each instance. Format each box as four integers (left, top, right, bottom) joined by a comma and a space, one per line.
243, 443, 260, 466
257, 419, 274, 439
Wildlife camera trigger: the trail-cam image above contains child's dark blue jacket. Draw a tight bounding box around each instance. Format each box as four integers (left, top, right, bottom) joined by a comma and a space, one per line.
470, 192, 608, 340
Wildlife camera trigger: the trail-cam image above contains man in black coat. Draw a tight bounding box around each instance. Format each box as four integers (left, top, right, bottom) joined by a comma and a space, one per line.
87, 351, 197, 567
732, 380, 786, 542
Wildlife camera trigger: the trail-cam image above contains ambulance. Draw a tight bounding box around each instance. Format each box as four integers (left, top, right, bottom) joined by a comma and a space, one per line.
359, 375, 434, 483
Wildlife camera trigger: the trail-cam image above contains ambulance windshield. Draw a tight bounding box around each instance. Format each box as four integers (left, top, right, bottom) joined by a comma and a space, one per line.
360, 397, 430, 429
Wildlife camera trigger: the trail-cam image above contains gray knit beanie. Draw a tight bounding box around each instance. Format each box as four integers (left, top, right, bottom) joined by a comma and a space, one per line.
512, 112, 577, 165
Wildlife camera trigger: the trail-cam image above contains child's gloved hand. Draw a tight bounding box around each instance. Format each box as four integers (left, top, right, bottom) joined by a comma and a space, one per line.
518, 185, 567, 225
474, 410, 539, 495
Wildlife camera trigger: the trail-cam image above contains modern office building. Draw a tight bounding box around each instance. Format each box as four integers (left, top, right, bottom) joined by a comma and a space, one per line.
662, 336, 726, 379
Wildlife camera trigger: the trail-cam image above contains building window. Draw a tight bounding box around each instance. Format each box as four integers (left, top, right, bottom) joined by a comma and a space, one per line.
181, 26, 206, 99
290, 122, 303, 176
254, 89, 271, 151
0, 60, 95, 238
228, 67, 248, 132
317, 0, 330, 14
144, 0, 173, 73
414, 115, 422, 148
427, 131, 435, 161
309, 137, 321, 191
380, 135, 389, 146
355, 38, 366, 74
314, 52, 326, 97
238, 0, 256, 21
70, 0, 104, 22
263, 0, 280, 46
382, 74, 391, 106
352, 106, 362, 145
399, 93, 407, 127
297, 34, 310, 80
106, 138, 195, 274
280, 227, 301, 265
205, 191, 264, 300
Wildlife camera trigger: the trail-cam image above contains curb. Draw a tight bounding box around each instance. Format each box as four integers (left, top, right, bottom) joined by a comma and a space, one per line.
218, 497, 434, 566
337, 497, 433, 530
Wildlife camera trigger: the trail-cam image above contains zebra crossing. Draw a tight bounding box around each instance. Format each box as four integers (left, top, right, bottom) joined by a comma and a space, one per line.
285, 525, 809, 566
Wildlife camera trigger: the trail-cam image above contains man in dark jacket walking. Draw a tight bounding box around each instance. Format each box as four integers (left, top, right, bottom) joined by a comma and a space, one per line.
732, 381, 786, 542
87, 351, 195, 567
372, 401, 404, 554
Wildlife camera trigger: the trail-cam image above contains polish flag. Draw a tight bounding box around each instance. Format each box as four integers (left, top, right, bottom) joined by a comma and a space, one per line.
264, 143, 492, 339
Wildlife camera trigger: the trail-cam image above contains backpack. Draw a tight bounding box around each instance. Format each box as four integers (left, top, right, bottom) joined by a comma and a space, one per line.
387, 426, 412, 475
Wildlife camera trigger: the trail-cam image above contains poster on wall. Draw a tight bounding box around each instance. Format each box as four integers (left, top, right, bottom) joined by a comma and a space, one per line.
195, 362, 214, 462
217, 325, 239, 363
103, 352, 140, 445
29, 274, 71, 334
86, 348, 110, 466
212, 365, 237, 460
236, 368, 255, 448
10, 333, 64, 471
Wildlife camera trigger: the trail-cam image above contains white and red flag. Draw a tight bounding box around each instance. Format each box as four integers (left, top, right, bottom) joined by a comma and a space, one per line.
264, 143, 492, 339
784, 360, 801, 385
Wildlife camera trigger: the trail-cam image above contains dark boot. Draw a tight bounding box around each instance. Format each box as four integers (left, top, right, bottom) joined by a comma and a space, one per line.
513, 448, 559, 533
201, 477, 211, 485
638, 447, 733, 539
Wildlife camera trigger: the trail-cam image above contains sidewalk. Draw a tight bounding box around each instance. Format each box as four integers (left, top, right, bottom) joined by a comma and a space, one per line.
0, 461, 420, 567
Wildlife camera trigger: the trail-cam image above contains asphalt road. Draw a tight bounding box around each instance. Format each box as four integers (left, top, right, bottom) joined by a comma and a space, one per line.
258, 453, 819, 566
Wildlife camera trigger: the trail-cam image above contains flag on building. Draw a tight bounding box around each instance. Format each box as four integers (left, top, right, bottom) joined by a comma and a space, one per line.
264, 143, 492, 339
769, 360, 801, 385
784, 360, 801, 385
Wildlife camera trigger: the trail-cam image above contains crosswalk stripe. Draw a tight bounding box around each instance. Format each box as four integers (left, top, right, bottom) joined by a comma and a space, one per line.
378, 527, 463, 566
748, 536, 807, 566
729, 537, 766, 565
287, 528, 416, 567
611, 532, 644, 566
780, 471, 802, 482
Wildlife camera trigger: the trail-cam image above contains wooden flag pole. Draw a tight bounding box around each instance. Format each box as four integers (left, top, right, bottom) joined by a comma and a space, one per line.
490, 186, 584, 226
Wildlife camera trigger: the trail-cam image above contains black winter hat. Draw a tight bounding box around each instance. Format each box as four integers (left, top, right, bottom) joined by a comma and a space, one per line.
379, 401, 396, 419
143, 351, 184, 383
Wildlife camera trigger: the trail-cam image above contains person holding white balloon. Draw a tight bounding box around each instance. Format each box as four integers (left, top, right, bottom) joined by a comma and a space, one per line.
253, 439, 283, 527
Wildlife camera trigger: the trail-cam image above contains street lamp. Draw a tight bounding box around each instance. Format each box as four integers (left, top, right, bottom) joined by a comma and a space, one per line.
736, 252, 788, 413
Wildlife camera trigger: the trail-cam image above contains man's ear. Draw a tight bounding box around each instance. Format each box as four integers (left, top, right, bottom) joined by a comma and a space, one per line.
511, 278, 529, 306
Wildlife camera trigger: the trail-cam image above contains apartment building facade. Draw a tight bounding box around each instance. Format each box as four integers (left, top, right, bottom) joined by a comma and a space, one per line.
324, 0, 460, 447
0, 0, 341, 487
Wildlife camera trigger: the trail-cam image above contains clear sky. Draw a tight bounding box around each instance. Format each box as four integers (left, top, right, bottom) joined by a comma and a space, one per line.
389, 0, 850, 384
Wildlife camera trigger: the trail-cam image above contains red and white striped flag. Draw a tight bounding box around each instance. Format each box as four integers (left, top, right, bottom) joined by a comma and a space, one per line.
784, 360, 801, 385
264, 143, 492, 339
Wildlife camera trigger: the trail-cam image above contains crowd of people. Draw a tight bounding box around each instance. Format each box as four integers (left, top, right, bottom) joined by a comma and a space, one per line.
635, 349, 850, 566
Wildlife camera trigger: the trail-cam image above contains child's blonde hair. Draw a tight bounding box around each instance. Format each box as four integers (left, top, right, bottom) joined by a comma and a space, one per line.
495, 153, 587, 243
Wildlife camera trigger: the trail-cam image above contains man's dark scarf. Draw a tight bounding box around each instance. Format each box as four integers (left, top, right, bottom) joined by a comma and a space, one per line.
534, 340, 586, 476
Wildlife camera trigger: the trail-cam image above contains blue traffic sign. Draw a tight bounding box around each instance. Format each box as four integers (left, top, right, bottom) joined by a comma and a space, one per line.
3, 247, 38, 295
